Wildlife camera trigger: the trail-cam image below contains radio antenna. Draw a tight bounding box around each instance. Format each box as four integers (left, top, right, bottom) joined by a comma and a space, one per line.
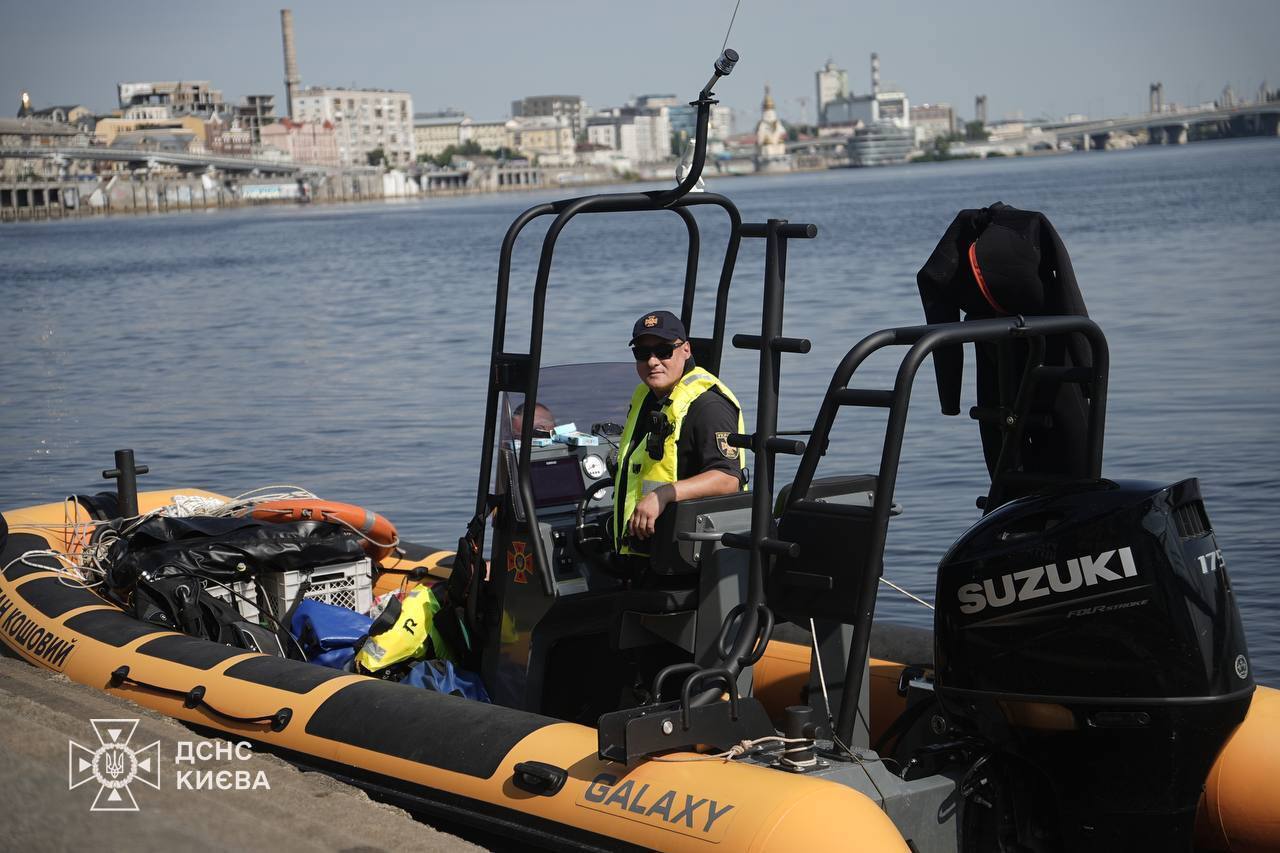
720, 0, 743, 53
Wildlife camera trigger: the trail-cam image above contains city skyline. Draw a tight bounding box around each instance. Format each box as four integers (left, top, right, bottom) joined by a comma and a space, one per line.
3, 0, 1276, 127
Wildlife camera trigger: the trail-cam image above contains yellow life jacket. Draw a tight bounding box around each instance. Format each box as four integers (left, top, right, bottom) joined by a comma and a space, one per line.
354, 586, 453, 673
613, 368, 746, 556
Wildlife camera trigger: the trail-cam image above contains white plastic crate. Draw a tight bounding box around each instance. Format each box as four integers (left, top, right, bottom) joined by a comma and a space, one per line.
262, 558, 373, 619
202, 577, 261, 623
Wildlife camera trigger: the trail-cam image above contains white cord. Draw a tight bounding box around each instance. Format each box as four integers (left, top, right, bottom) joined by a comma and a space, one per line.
807, 619, 899, 784
2, 550, 105, 590
651, 734, 809, 763
810, 616, 836, 733
321, 513, 400, 552
878, 576, 935, 610
185, 485, 319, 518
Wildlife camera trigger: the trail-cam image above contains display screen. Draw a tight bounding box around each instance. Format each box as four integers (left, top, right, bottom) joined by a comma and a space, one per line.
530, 456, 586, 508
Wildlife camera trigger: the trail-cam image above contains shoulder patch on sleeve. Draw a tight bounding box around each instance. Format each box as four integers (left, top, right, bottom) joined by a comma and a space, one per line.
716, 431, 736, 458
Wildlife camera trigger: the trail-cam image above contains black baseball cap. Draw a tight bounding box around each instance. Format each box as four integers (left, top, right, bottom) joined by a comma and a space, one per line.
629, 310, 687, 345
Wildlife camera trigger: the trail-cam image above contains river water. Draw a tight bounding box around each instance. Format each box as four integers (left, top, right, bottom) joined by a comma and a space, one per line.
3, 138, 1278, 684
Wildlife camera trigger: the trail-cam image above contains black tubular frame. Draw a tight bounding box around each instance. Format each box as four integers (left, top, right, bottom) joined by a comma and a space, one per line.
468, 51, 830, 708
716, 219, 817, 684
470, 57, 744, 602
783, 315, 1110, 747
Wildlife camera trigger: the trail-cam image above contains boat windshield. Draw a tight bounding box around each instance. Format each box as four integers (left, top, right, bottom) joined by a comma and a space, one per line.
499, 362, 638, 446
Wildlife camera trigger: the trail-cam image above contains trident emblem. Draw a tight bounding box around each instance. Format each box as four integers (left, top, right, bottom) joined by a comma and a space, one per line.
69, 719, 161, 811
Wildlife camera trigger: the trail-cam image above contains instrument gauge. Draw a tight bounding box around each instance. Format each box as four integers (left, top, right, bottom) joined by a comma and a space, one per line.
582, 454, 608, 480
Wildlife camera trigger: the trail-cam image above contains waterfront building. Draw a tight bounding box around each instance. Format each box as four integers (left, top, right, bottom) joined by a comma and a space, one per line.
235, 95, 277, 145
816, 60, 849, 126
820, 53, 910, 132
204, 114, 253, 156
412, 113, 517, 160
109, 128, 205, 155
511, 95, 589, 141
0, 118, 90, 180
849, 122, 914, 166
509, 115, 576, 165
26, 104, 94, 132
987, 120, 1027, 142
634, 94, 730, 153
874, 89, 910, 127
466, 119, 516, 154
754, 85, 792, 172
586, 105, 672, 163
823, 89, 911, 130
117, 81, 228, 117
823, 94, 876, 128
910, 103, 955, 143
575, 141, 632, 173
292, 87, 414, 167
94, 114, 209, 147
586, 114, 638, 161
413, 112, 467, 159
122, 105, 171, 121
259, 118, 339, 166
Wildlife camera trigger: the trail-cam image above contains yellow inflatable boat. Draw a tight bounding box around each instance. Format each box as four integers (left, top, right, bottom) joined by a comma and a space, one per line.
4, 50, 1277, 852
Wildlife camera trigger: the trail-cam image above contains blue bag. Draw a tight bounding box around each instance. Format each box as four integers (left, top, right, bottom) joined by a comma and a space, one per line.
290, 599, 372, 669
405, 659, 491, 702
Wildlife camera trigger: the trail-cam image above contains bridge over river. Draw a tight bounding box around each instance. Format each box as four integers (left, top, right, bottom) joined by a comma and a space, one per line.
1044, 102, 1280, 149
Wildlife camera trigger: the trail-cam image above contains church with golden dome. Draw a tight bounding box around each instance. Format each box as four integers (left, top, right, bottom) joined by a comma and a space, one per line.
754, 85, 792, 172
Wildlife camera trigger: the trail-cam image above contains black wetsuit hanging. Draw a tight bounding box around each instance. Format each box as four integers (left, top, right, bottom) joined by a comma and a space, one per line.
917, 202, 1093, 498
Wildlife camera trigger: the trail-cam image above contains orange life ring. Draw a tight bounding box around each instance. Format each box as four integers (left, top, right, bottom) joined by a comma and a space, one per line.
251, 499, 399, 562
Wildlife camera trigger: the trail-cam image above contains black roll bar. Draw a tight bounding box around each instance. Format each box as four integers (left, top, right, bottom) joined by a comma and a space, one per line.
783, 315, 1110, 747
470, 52, 742, 602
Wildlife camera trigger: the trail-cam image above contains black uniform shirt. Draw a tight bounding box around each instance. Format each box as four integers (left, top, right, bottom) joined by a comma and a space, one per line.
630, 384, 745, 484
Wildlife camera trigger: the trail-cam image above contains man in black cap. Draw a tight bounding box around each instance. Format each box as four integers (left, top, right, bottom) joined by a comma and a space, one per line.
612, 310, 746, 558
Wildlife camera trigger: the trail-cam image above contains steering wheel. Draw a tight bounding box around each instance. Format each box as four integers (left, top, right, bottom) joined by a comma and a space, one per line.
573, 477, 637, 581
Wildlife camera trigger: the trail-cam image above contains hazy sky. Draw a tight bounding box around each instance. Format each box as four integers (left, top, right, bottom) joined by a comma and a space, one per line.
3, 0, 1276, 128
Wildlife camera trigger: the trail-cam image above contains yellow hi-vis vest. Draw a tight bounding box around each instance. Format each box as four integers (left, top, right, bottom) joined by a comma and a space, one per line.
613, 368, 746, 556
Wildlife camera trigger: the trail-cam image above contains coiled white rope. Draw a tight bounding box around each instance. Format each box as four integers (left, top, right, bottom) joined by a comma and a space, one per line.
651, 733, 812, 764
2, 485, 324, 592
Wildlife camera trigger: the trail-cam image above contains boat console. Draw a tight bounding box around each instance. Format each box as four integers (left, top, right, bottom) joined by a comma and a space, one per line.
482, 363, 762, 717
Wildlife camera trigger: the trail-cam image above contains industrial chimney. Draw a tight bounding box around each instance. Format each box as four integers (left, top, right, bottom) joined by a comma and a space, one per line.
871, 52, 880, 96
280, 9, 301, 119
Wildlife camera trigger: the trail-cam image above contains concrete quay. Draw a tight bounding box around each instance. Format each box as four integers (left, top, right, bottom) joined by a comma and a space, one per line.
0, 161, 607, 223
0, 654, 481, 852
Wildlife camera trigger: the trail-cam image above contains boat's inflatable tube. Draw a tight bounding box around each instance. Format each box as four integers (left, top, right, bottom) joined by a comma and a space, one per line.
4, 493, 1277, 851
0, 505, 908, 852
1196, 683, 1280, 852
251, 499, 398, 561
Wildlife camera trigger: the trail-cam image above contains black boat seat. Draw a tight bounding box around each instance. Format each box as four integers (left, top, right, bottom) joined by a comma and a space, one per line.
649, 490, 754, 576
611, 491, 754, 661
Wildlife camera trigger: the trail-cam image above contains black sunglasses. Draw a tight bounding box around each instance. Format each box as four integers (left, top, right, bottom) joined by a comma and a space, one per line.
631, 341, 682, 361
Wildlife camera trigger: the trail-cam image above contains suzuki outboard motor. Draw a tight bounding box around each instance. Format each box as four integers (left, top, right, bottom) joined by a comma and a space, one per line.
934, 478, 1253, 851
